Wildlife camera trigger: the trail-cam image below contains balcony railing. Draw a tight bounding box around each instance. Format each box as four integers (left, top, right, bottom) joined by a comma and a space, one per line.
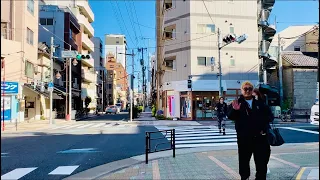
77, 13, 94, 37
82, 32, 94, 53
76, 0, 94, 23
81, 68, 95, 83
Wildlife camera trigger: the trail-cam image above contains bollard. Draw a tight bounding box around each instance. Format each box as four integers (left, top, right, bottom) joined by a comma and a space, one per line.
173, 129, 175, 158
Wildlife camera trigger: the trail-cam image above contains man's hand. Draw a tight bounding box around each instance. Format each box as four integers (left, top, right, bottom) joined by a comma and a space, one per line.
232, 100, 241, 110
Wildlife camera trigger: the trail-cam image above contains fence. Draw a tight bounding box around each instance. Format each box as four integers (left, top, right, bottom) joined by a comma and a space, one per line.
145, 129, 175, 164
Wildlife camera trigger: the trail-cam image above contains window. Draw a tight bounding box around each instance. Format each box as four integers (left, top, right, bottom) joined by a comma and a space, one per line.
197, 57, 206, 66
164, 0, 173, 10
294, 46, 300, 51
116, 41, 119, 44
27, 0, 34, 14
164, 56, 176, 70
1, 22, 9, 39
27, 28, 34, 45
39, 18, 54, 25
230, 59, 235, 67
164, 25, 176, 40
197, 24, 215, 34
108, 84, 112, 89
25, 61, 34, 78
230, 27, 234, 34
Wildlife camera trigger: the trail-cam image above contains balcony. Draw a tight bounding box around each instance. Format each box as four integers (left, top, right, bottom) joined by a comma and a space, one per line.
82, 32, 94, 53
81, 68, 95, 83
76, 13, 94, 38
76, 0, 94, 23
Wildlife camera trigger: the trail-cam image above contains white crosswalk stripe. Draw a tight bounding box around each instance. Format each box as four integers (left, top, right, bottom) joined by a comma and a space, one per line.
47, 122, 134, 130
90, 123, 107, 128
155, 126, 238, 149
1, 165, 79, 179
76, 123, 96, 129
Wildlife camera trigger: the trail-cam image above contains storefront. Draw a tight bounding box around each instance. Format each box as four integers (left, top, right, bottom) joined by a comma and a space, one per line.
1, 82, 19, 122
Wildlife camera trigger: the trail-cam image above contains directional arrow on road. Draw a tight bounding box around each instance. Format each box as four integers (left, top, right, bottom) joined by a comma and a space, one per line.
57, 148, 101, 154
1, 153, 9, 158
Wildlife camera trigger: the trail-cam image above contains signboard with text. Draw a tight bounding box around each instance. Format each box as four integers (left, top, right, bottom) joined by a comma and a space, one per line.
1, 82, 19, 94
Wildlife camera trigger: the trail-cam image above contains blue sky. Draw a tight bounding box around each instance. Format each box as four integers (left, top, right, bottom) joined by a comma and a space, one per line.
90, 0, 319, 84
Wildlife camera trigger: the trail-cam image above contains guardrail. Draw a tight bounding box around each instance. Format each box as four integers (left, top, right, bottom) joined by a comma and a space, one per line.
145, 129, 175, 164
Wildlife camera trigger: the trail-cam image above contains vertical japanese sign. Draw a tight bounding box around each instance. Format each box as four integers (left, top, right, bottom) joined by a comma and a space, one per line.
1, 96, 11, 120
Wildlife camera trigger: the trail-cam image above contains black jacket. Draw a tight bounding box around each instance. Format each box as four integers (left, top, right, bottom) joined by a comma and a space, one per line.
216, 102, 227, 117
227, 95, 274, 137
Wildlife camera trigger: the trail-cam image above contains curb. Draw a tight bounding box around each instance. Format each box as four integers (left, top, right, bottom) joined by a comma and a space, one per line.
64, 142, 318, 180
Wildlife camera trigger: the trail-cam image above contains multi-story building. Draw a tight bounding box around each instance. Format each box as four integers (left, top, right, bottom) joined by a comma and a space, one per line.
91, 37, 106, 111
105, 53, 128, 108
105, 34, 127, 69
39, 5, 83, 118
156, 0, 259, 120
43, 0, 96, 113
1, 0, 40, 122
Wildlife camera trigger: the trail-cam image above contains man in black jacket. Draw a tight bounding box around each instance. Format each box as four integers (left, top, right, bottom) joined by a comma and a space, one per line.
215, 97, 228, 135
227, 81, 273, 180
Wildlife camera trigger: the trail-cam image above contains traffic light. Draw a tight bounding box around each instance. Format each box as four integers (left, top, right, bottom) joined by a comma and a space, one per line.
76, 54, 91, 60
222, 34, 236, 44
187, 79, 192, 89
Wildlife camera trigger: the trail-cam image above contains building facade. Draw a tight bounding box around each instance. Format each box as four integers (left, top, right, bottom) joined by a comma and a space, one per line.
91, 37, 106, 111
39, 5, 82, 118
105, 34, 127, 69
1, 0, 40, 122
156, 0, 259, 120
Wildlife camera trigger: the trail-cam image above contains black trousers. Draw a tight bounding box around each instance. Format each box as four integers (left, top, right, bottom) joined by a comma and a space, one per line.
217, 115, 225, 130
237, 135, 271, 180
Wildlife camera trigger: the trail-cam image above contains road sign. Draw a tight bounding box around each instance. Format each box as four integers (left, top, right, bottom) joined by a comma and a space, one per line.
48, 82, 54, 92
61, 51, 78, 58
236, 34, 248, 44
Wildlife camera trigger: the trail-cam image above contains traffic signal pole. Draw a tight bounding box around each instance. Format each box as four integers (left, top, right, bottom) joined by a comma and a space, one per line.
49, 37, 54, 124
218, 28, 223, 97
68, 45, 72, 121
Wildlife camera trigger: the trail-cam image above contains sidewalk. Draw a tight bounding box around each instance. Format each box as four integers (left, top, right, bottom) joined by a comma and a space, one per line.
65, 143, 319, 180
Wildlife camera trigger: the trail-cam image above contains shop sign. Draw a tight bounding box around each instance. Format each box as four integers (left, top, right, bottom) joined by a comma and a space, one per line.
1, 96, 11, 120
1, 82, 18, 94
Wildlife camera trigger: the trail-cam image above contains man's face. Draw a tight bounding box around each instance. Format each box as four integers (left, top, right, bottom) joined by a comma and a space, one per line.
241, 85, 253, 99
220, 99, 224, 103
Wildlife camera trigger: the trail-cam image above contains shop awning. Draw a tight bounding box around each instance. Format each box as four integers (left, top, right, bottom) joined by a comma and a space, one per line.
24, 83, 64, 99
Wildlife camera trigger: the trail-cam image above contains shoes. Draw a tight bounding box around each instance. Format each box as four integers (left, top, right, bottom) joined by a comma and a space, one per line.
223, 129, 226, 135
219, 129, 222, 133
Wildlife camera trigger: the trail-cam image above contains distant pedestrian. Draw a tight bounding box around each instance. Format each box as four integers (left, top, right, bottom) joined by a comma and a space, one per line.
228, 81, 274, 180
215, 97, 228, 135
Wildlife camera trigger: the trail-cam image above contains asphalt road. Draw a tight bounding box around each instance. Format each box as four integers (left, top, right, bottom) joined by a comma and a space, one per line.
1, 114, 155, 180
1, 115, 319, 180
77, 112, 129, 121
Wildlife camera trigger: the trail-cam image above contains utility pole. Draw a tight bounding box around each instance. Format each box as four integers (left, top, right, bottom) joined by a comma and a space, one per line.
2, 57, 5, 131
217, 28, 223, 97
68, 45, 72, 121
102, 69, 104, 111
278, 34, 284, 106
49, 37, 54, 124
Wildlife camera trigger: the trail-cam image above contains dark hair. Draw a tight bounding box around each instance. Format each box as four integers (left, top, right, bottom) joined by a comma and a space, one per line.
219, 97, 224, 101
253, 88, 264, 100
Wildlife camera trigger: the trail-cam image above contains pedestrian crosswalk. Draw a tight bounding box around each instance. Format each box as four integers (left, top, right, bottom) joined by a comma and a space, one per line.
155, 126, 238, 149
48, 122, 133, 131
1, 165, 79, 179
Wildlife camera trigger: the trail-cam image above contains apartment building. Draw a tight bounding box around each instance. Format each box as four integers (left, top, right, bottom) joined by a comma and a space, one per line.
39, 5, 83, 118
105, 34, 127, 69
105, 53, 128, 108
1, 0, 40, 122
43, 0, 96, 112
156, 0, 259, 120
91, 37, 107, 111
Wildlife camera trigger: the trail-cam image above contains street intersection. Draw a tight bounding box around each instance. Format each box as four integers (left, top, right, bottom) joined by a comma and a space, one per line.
1, 113, 319, 179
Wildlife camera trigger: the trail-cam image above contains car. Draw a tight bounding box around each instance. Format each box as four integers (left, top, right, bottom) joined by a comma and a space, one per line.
115, 103, 122, 111
310, 101, 319, 126
105, 105, 119, 114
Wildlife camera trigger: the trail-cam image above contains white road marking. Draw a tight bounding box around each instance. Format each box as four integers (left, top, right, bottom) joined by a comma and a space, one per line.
104, 123, 115, 127
177, 142, 238, 148
1, 167, 37, 180
76, 123, 95, 129
280, 127, 319, 134
61, 124, 84, 129
166, 132, 237, 137
48, 166, 79, 175
90, 123, 107, 128
175, 138, 237, 144
173, 135, 237, 140
51, 125, 73, 130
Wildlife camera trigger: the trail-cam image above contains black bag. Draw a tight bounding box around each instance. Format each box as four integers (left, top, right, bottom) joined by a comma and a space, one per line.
268, 122, 285, 146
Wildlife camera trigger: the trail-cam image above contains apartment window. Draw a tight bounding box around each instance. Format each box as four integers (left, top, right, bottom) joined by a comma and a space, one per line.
27, 28, 34, 45
164, 25, 176, 40
230, 27, 234, 34
197, 57, 206, 66
164, 0, 173, 10
197, 24, 215, 34
25, 61, 34, 78
27, 0, 34, 15
294, 46, 300, 51
40, 18, 54, 25
164, 56, 176, 70
230, 59, 235, 67
1, 22, 8, 39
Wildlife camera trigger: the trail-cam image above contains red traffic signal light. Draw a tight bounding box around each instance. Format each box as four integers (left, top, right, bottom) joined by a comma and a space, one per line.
222, 34, 236, 44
